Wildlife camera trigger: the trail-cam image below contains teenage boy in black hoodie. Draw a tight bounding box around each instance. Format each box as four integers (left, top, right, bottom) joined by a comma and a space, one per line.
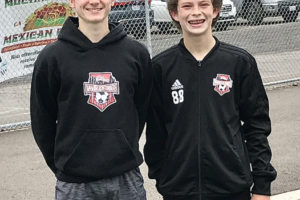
30, 0, 152, 199
144, 0, 276, 200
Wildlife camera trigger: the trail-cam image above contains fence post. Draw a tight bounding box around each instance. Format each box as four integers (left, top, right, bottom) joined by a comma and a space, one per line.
144, 0, 153, 58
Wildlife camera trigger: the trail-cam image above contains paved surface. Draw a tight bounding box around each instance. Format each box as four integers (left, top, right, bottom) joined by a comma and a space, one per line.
149, 20, 300, 84
0, 84, 300, 199
150, 18, 300, 56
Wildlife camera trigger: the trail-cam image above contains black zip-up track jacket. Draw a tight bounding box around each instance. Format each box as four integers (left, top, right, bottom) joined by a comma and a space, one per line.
30, 17, 152, 183
144, 38, 276, 199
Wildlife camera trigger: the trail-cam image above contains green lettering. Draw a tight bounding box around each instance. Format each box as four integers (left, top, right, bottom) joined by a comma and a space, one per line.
30, 31, 37, 39
5, 0, 46, 7
12, 34, 18, 43
13, 0, 21, 6
19, 33, 26, 41
45, 29, 53, 37
5, 0, 13, 8
37, 30, 44, 38
3, 36, 12, 45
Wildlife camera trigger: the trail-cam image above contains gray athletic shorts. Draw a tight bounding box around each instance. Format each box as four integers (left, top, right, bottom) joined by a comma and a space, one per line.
55, 168, 146, 200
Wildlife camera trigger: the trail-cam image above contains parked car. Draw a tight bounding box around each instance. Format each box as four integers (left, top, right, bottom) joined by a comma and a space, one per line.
215, 0, 237, 31
231, 0, 300, 25
151, 0, 173, 31
151, 0, 237, 32
109, 0, 154, 38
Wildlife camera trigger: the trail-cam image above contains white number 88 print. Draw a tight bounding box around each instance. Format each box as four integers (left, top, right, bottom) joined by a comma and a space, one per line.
171, 89, 184, 104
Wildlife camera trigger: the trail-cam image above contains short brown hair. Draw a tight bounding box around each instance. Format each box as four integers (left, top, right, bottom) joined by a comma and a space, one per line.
167, 0, 223, 31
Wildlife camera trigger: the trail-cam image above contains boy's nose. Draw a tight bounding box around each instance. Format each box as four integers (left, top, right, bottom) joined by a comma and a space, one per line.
191, 6, 202, 15
89, 0, 100, 4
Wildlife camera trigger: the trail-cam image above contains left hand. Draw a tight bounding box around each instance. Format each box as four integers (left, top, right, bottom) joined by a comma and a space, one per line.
251, 194, 270, 200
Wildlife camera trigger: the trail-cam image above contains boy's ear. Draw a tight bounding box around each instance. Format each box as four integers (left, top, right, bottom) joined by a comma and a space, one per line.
213, 7, 221, 18
170, 10, 179, 22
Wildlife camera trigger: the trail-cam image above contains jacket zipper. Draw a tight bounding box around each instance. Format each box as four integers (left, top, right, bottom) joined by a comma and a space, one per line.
198, 60, 202, 200
198, 61, 202, 67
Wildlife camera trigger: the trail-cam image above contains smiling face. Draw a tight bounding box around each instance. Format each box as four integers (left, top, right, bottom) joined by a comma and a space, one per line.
170, 0, 220, 36
69, 0, 114, 25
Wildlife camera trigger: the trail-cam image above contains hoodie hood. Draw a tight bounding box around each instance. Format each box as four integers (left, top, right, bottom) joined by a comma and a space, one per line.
58, 17, 127, 51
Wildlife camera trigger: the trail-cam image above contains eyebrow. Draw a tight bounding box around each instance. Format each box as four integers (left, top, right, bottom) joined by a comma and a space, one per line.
180, 0, 211, 4
198, 0, 211, 3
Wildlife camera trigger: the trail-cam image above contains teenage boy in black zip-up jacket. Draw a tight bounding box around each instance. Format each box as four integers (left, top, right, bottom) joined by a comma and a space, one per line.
144, 0, 276, 200
30, 0, 152, 199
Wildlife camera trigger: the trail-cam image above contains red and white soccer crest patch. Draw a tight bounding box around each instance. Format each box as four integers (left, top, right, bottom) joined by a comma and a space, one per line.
213, 74, 233, 96
83, 72, 119, 112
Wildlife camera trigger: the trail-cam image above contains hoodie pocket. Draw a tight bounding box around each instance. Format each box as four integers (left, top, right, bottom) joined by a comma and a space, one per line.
203, 129, 253, 194
157, 153, 198, 195
63, 129, 137, 179
232, 128, 252, 182
234, 128, 253, 180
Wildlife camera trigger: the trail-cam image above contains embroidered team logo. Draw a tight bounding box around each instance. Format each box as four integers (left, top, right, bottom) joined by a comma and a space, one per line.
213, 74, 233, 96
83, 72, 119, 112
171, 79, 184, 104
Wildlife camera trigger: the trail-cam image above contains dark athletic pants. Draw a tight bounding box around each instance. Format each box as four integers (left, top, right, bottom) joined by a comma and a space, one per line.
55, 168, 146, 200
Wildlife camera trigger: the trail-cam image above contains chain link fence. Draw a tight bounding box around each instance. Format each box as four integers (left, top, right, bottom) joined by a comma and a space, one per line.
1, 0, 300, 131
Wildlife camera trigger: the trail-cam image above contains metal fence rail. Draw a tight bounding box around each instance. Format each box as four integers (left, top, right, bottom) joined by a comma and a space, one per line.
1, 0, 300, 130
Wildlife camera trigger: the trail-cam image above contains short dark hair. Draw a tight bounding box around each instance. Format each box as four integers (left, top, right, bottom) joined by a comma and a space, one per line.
167, 0, 223, 31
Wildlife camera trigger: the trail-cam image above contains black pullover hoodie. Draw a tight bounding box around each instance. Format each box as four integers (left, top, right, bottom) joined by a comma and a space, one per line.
30, 17, 152, 183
